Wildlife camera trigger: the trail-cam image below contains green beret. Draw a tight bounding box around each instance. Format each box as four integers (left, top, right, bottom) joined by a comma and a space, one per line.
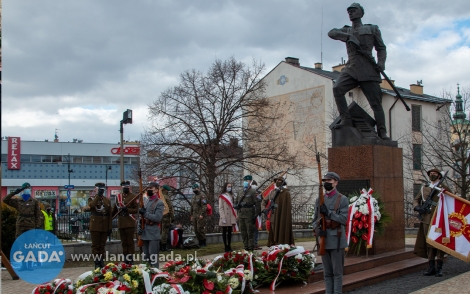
22, 182, 31, 189
162, 185, 171, 191
243, 175, 252, 181
192, 183, 199, 189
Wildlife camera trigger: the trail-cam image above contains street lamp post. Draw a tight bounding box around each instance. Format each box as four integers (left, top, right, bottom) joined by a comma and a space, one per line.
120, 109, 133, 182
67, 153, 74, 215
105, 165, 112, 187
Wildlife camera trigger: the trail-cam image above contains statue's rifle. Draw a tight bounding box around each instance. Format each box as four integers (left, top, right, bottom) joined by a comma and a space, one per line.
111, 185, 150, 220
314, 136, 326, 256
355, 47, 410, 111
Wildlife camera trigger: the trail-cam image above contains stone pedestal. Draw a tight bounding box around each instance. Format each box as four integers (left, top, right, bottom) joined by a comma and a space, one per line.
328, 145, 405, 255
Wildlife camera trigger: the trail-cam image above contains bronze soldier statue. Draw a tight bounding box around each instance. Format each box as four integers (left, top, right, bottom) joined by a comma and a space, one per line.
190, 183, 207, 247
88, 182, 112, 269
112, 180, 138, 265
160, 185, 175, 251
4, 182, 43, 271
328, 3, 390, 140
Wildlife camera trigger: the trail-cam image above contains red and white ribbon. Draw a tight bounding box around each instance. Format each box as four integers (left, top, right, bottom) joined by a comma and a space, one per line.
345, 197, 359, 247
269, 245, 305, 290
255, 215, 262, 230
365, 188, 375, 248
224, 265, 246, 293
171, 229, 179, 247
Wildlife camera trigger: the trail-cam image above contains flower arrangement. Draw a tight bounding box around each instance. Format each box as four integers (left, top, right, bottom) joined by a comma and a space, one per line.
35, 246, 316, 293
346, 188, 391, 255
256, 245, 316, 290
32, 278, 74, 294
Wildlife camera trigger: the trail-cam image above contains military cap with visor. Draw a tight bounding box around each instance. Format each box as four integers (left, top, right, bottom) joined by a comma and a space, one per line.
322, 172, 340, 182
121, 180, 131, 187
347, 2, 364, 14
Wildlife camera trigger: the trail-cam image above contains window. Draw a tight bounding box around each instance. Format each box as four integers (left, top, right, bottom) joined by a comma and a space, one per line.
52, 155, 62, 162
82, 157, 92, 163
412, 105, 422, 132
20, 155, 31, 163
93, 157, 102, 164
413, 144, 422, 170
42, 155, 52, 162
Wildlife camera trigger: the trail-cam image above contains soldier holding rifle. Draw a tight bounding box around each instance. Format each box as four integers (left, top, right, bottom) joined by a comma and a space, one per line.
111, 180, 138, 265
312, 172, 348, 294
413, 168, 451, 277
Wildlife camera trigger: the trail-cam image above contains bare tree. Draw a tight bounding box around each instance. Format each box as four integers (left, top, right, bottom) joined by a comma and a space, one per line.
402, 85, 470, 200
141, 57, 304, 207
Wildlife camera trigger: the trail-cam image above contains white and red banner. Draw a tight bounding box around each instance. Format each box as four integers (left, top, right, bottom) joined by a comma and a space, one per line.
8, 137, 21, 170
427, 191, 470, 262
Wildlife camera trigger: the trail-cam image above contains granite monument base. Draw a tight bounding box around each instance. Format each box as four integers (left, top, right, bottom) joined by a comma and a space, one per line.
328, 144, 405, 255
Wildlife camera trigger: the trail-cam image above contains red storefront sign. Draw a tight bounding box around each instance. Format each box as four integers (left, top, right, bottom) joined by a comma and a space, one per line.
110, 146, 140, 155
8, 137, 21, 170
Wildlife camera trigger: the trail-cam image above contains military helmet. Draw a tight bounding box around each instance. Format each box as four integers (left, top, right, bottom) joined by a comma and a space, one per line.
427, 168, 442, 179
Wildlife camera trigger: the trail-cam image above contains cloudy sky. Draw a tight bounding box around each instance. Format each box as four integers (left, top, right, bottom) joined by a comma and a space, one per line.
2, 0, 470, 144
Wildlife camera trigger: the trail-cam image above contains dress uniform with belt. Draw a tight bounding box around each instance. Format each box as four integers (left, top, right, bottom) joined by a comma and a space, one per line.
138, 182, 164, 268
88, 182, 112, 269
237, 175, 260, 251
111, 180, 138, 265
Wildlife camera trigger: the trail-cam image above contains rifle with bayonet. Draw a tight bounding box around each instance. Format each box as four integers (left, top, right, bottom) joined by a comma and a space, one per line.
414, 170, 448, 221
314, 136, 326, 256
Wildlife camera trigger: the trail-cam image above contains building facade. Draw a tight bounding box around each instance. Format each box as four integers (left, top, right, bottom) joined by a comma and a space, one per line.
1, 138, 140, 214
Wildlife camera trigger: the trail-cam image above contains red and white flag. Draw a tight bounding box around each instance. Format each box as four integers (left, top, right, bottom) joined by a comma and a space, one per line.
427, 191, 470, 262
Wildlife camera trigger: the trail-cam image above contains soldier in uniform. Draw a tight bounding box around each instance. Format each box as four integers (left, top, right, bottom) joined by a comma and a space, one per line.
112, 180, 138, 265
312, 172, 349, 294
328, 3, 390, 140
160, 184, 175, 251
137, 182, 164, 268
190, 183, 207, 247
4, 182, 43, 271
414, 168, 451, 277
236, 175, 260, 251
261, 177, 294, 247
88, 182, 112, 269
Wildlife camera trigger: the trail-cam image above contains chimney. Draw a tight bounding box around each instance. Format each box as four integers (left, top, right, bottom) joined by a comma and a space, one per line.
380, 78, 395, 90
332, 63, 346, 72
410, 84, 423, 95
285, 57, 300, 66
314, 62, 322, 69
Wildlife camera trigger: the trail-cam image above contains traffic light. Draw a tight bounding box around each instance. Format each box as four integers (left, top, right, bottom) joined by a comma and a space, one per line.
123, 109, 132, 124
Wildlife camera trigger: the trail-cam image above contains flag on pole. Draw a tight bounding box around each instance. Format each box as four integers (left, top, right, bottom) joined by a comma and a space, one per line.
427, 190, 470, 262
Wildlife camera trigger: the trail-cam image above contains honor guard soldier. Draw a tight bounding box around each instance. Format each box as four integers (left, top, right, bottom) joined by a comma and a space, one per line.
190, 183, 207, 247
137, 182, 164, 268
414, 168, 451, 277
312, 172, 349, 294
112, 180, 138, 265
160, 184, 175, 251
4, 182, 43, 271
88, 182, 112, 269
236, 175, 260, 251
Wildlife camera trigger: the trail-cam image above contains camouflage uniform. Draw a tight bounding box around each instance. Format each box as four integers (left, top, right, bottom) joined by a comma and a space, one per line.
160, 186, 174, 251
190, 191, 207, 245
4, 189, 42, 238
88, 183, 112, 268
237, 179, 260, 251
111, 183, 138, 264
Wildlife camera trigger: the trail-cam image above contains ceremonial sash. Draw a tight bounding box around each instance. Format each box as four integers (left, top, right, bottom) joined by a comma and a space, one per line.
117, 193, 135, 220
219, 193, 238, 232
170, 229, 179, 247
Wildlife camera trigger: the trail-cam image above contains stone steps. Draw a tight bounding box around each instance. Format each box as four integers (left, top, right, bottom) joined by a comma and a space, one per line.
258, 247, 428, 293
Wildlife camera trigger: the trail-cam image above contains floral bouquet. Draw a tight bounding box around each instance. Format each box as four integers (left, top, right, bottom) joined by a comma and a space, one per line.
32, 278, 74, 294
209, 250, 266, 289
257, 245, 315, 291
346, 188, 391, 255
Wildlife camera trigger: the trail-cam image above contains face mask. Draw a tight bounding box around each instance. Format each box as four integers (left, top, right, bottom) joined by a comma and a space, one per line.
429, 175, 439, 181
193, 190, 200, 195
23, 189, 31, 195
22, 194, 31, 201
226, 187, 232, 192
323, 182, 334, 191
275, 182, 282, 187
147, 190, 154, 196
243, 182, 249, 188
123, 188, 130, 194
46, 208, 52, 213
97, 189, 105, 196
